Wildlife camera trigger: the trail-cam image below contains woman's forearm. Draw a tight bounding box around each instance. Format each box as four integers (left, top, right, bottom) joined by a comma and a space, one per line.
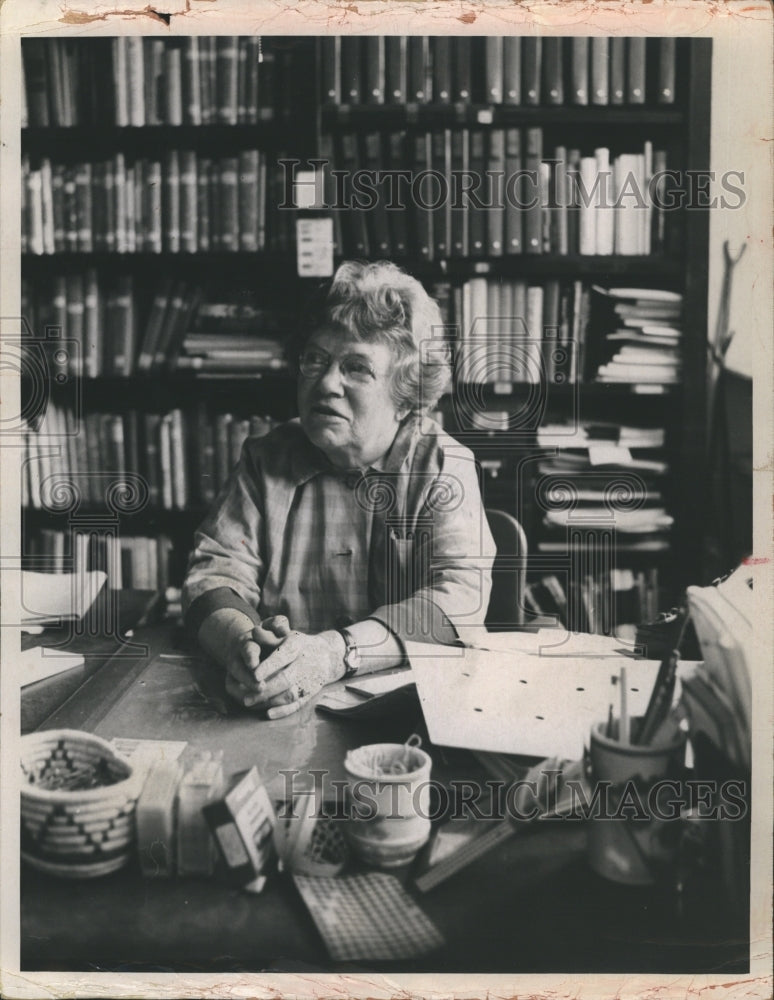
196, 607, 257, 670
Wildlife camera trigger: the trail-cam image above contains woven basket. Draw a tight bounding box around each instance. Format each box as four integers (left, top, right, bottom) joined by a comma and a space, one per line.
20, 729, 143, 878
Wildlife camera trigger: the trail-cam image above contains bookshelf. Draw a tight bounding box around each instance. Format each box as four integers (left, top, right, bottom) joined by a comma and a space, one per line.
20, 34, 712, 634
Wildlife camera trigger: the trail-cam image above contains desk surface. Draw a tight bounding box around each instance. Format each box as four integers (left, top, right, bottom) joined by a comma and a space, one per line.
21, 619, 750, 975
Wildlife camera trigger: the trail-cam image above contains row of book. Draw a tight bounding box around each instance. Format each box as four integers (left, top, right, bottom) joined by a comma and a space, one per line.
318, 129, 669, 261
22, 405, 278, 512
320, 36, 678, 107
523, 567, 661, 634
452, 281, 682, 388
22, 276, 289, 378
23, 528, 177, 592
22, 36, 285, 128
21, 150, 291, 255
453, 277, 585, 387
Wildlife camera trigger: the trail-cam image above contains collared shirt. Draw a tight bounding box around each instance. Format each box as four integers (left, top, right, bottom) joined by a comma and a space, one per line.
182, 415, 495, 645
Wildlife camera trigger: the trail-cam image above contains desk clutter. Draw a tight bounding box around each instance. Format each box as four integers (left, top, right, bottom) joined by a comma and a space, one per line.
20, 730, 447, 961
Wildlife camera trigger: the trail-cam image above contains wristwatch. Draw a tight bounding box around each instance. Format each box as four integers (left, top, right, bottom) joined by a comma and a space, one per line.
337, 627, 361, 679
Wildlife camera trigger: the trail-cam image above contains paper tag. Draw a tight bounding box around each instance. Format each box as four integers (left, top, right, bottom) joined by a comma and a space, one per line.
588, 444, 633, 466
296, 218, 334, 278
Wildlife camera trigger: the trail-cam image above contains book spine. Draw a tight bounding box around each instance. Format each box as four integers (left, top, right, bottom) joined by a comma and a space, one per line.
159, 415, 173, 509
143, 414, 161, 506
524, 127, 543, 254
341, 37, 361, 104
450, 128, 469, 258
364, 36, 385, 104
75, 162, 93, 252
590, 37, 609, 105
217, 37, 239, 124
452, 37, 471, 102
407, 36, 431, 102
183, 37, 202, 124
245, 37, 260, 123
658, 37, 676, 104
238, 149, 260, 252
147, 159, 162, 253
23, 40, 50, 126
220, 157, 239, 252
487, 129, 505, 256
521, 37, 541, 105
627, 38, 646, 104
126, 37, 145, 126
411, 132, 433, 261
610, 37, 625, 105
169, 408, 188, 509
433, 37, 452, 104
320, 36, 341, 104
237, 37, 248, 122
579, 155, 598, 255
164, 45, 183, 125
594, 146, 614, 255
386, 131, 407, 256
570, 37, 589, 105
467, 129, 486, 258
103, 160, 115, 252
164, 150, 181, 253
504, 128, 522, 254
542, 37, 564, 105
503, 37, 521, 104
385, 36, 407, 103
179, 150, 198, 253
83, 268, 99, 377
485, 37, 504, 103
39, 158, 55, 255
113, 38, 129, 126
553, 145, 569, 255
65, 273, 85, 375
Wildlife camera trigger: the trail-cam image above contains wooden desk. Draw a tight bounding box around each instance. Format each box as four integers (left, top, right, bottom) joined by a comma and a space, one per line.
21, 621, 750, 975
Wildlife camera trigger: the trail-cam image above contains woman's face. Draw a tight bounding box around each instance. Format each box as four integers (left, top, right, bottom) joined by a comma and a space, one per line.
297, 329, 408, 470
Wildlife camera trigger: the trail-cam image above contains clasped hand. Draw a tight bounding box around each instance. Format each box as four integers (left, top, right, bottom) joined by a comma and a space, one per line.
225, 618, 344, 719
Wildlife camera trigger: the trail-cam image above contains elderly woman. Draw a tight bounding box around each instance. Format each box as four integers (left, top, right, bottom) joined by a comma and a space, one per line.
182, 261, 495, 718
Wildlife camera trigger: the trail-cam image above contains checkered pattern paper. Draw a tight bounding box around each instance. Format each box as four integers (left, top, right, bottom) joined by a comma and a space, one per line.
293, 873, 445, 962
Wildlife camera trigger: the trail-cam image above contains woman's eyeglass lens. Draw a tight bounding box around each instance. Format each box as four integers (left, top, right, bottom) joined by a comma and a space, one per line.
299, 349, 376, 384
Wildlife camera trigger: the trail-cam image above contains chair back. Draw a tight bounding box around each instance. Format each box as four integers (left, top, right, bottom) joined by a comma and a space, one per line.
485, 508, 528, 629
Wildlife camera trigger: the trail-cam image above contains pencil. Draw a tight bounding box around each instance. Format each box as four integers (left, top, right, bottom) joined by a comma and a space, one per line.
619, 665, 630, 744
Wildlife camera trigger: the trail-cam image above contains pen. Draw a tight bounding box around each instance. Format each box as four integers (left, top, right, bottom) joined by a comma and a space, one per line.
619, 665, 630, 744
606, 702, 614, 739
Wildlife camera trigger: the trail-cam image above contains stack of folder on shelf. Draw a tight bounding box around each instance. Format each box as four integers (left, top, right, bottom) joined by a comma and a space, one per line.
592, 286, 683, 387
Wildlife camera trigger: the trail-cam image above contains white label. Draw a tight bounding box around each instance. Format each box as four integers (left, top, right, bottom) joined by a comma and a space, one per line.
215, 822, 250, 868
296, 218, 334, 278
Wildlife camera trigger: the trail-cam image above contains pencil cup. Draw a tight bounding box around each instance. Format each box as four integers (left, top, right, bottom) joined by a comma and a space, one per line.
344, 741, 432, 869
587, 717, 687, 885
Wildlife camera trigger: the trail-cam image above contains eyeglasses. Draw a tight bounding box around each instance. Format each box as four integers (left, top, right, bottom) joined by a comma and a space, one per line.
298, 347, 379, 385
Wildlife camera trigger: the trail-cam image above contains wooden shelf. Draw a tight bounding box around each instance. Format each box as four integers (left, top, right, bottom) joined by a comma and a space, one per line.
21, 252, 683, 283
321, 104, 685, 130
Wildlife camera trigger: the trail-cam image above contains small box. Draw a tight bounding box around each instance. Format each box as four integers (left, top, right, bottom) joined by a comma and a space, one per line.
203, 766, 276, 889
135, 759, 184, 878
176, 751, 224, 877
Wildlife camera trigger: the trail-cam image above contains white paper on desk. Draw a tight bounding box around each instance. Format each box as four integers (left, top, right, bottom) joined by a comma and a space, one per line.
407, 643, 660, 760
465, 630, 639, 658
21, 570, 107, 624
20, 645, 85, 687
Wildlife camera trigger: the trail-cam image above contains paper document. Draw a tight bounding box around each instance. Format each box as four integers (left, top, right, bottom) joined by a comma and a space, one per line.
408, 641, 660, 760
21, 570, 107, 625
20, 645, 85, 687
